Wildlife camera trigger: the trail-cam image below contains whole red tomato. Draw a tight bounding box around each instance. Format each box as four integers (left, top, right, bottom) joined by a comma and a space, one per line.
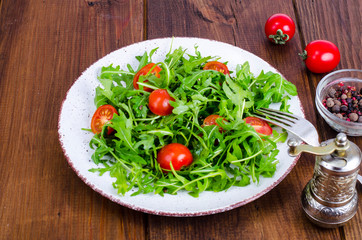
133, 63, 162, 92
157, 143, 193, 171
244, 117, 272, 135
300, 40, 340, 73
91, 105, 118, 134
265, 13, 295, 44
148, 89, 175, 116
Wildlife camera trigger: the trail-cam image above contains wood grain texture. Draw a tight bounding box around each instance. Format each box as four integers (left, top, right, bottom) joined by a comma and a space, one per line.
294, 0, 361, 141
0, 0, 360, 239
294, 1, 362, 238
147, 0, 360, 239
0, 0, 145, 239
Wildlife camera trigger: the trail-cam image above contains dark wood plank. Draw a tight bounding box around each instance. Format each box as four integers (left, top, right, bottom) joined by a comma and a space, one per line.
147, 0, 342, 239
294, 1, 362, 238
294, 0, 361, 141
0, 0, 146, 239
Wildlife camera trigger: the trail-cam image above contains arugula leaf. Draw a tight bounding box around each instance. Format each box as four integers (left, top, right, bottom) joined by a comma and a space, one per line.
110, 113, 136, 152
253, 70, 297, 109
129, 95, 148, 118
222, 75, 254, 118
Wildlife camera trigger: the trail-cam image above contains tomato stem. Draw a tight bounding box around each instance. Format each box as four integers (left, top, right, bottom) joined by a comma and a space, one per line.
269, 29, 289, 44
298, 50, 308, 60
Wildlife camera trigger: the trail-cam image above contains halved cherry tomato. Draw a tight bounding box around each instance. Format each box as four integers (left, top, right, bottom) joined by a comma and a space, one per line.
148, 89, 175, 116
91, 105, 118, 134
203, 114, 227, 132
157, 143, 193, 171
244, 117, 272, 135
133, 63, 162, 92
203, 61, 230, 75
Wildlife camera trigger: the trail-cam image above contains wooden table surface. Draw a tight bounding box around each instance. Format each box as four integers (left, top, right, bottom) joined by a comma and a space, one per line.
1, 0, 361, 239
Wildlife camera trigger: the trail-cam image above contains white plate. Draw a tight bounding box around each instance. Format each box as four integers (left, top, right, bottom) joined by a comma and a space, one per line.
58, 37, 304, 216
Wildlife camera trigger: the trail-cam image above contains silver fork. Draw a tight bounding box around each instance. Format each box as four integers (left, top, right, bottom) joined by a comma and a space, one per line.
252, 108, 362, 184
252, 108, 320, 147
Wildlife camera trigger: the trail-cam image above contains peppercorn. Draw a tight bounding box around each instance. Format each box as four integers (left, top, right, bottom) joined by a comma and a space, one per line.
349, 113, 358, 122
340, 105, 348, 112
335, 113, 343, 119
331, 105, 340, 113
326, 98, 334, 107
328, 88, 336, 98
334, 99, 341, 106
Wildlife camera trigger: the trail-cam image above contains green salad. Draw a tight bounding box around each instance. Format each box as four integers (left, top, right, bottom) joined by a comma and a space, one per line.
88, 45, 297, 197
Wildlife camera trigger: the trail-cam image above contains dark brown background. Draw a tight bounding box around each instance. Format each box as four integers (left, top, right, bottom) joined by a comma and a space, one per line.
0, 0, 361, 239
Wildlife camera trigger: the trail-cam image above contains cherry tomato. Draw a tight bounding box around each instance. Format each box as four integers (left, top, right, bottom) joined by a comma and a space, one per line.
244, 117, 272, 135
91, 105, 118, 134
133, 63, 162, 92
301, 40, 340, 73
203, 61, 230, 75
203, 114, 227, 132
265, 13, 295, 44
157, 143, 193, 171
148, 89, 175, 116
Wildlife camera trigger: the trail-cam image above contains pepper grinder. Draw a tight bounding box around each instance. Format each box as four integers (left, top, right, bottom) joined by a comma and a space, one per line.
288, 133, 361, 228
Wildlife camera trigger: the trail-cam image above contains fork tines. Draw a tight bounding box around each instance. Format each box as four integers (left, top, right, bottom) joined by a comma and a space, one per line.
251, 108, 320, 147
253, 108, 298, 128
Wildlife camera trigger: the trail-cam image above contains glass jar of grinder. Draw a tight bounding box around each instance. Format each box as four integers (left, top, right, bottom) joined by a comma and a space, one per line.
288, 133, 361, 228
